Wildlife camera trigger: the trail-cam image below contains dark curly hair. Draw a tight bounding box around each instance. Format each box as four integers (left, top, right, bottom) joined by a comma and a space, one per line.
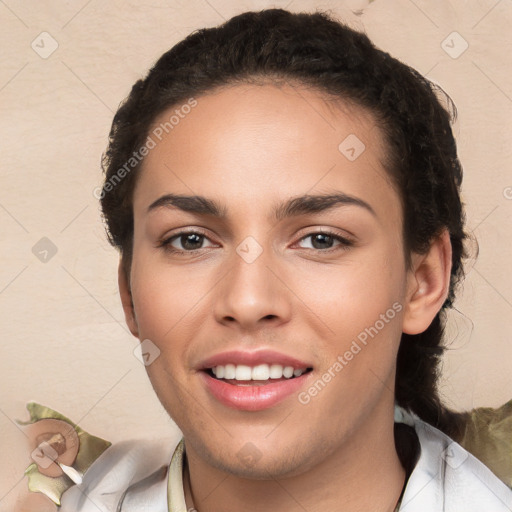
99, 8, 469, 439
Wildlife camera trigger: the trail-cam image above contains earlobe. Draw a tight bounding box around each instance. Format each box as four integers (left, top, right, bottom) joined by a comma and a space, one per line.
118, 259, 140, 338
402, 229, 452, 335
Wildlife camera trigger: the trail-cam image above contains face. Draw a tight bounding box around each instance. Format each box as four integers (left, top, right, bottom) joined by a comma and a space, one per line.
125, 82, 413, 478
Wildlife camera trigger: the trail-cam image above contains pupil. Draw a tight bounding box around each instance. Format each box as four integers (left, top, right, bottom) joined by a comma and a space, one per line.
183, 234, 202, 250
312, 233, 332, 249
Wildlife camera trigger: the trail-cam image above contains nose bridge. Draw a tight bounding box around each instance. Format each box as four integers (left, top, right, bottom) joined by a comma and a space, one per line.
212, 234, 290, 328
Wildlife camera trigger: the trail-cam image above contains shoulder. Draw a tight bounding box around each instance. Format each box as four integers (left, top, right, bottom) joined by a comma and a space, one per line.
60, 436, 180, 512
399, 409, 512, 511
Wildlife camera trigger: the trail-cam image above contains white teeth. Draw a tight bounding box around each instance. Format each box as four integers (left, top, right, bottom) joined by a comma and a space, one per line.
235, 365, 252, 381
224, 364, 236, 379
269, 364, 283, 379
282, 366, 294, 378
252, 364, 270, 380
210, 363, 308, 381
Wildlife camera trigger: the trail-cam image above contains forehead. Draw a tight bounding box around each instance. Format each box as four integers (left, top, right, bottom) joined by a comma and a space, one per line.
133, 82, 400, 225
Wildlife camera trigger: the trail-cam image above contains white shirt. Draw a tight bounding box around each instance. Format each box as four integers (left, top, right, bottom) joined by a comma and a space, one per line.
59, 408, 512, 512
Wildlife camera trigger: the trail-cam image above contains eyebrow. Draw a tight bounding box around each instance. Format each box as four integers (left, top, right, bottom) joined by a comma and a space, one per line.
147, 192, 376, 221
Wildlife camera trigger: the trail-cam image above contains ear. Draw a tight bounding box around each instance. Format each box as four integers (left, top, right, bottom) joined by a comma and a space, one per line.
402, 229, 452, 335
118, 259, 140, 338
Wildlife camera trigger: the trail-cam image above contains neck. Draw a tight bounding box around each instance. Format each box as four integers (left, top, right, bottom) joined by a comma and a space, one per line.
183, 405, 407, 512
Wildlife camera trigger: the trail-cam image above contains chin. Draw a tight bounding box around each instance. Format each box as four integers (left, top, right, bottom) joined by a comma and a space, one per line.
197, 436, 319, 480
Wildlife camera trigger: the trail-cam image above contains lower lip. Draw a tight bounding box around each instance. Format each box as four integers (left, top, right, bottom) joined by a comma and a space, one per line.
199, 371, 312, 411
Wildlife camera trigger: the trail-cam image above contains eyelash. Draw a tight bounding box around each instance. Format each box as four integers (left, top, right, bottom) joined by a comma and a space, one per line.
157, 229, 355, 255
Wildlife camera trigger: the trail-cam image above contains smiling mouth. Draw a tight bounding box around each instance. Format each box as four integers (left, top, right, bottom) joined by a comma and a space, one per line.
204, 364, 313, 386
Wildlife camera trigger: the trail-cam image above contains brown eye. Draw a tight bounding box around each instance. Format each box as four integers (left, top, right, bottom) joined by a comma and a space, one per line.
174, 233, 205, 250
159, 230, 216, 254
296, 231, 354, 252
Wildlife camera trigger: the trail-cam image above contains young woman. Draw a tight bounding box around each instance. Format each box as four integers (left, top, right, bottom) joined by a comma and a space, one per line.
22, 8, 512, 512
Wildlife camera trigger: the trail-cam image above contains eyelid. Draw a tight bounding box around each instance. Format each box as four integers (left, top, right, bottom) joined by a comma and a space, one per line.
294, 226, 355, 242
157, 226, 356, 254
157, 227, 215, 250
292, 228, 355, 251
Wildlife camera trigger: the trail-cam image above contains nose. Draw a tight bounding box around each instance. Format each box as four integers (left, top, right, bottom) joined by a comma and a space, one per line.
212, 239, 292, 331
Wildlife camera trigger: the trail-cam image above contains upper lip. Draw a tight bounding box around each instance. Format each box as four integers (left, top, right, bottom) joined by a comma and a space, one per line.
197, 350, 313, 371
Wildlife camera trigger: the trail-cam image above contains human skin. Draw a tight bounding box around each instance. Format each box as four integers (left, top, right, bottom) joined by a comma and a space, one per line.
119, 82, 452, 512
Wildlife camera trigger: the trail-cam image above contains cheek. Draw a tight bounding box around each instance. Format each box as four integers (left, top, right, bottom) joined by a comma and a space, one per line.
129, 248, 207, 340
130, 273, 173, 341
298, 253, 404, 338
297, 247, 406, 396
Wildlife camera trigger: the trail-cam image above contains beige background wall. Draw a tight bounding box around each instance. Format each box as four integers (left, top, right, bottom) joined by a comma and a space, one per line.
1, 0, 511, 509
